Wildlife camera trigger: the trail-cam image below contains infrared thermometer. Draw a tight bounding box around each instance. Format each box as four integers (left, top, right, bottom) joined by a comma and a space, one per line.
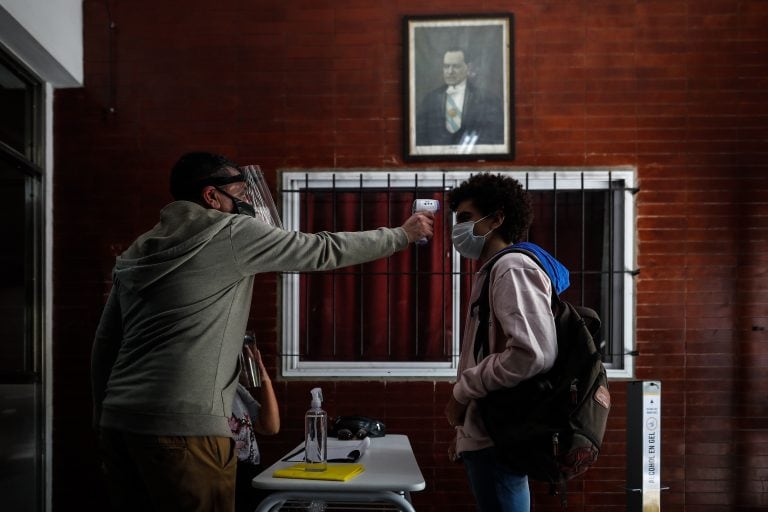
412, 199, 440, 245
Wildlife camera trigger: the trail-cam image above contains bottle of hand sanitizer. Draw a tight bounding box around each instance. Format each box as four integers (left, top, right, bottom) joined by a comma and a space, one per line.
304, 387, 327, 471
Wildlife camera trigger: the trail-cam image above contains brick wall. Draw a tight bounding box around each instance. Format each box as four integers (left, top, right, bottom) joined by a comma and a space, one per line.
54, 1, 768, 510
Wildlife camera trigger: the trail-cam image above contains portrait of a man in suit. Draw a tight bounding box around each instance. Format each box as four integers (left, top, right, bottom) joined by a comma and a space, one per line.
405, 15, 512, 160
415, 48, 504, 147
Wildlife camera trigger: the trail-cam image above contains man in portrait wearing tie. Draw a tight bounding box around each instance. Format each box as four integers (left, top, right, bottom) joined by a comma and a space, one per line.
415, 47, 504, 147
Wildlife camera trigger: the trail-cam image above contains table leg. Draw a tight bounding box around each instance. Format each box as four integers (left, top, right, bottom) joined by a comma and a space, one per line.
254, 490, 416, 512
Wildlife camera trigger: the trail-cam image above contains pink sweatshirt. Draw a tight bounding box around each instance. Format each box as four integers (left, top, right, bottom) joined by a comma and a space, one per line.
452, 252, 558, 455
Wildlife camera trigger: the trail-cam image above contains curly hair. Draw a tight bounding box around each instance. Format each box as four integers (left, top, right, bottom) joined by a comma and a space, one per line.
447, 173, 533, 244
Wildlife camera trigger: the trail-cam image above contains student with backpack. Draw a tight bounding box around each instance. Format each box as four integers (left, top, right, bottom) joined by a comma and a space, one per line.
444, 173, 570, 512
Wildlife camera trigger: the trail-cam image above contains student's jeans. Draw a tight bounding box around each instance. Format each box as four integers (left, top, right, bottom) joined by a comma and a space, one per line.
462, 446, 530, 512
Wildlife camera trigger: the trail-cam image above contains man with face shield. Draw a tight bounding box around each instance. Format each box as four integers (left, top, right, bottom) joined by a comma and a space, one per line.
91, 152, 434, 512
443, 173, 570, 512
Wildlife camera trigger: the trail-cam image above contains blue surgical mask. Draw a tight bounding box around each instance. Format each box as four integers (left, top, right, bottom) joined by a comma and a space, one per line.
451, 215, 494, 260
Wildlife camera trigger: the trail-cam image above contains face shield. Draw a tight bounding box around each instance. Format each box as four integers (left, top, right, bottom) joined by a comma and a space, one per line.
238, 165, 283, 228
197, 165, 282, 228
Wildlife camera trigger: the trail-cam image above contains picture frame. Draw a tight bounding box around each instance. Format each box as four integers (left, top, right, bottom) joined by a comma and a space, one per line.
403, 14, 514, 161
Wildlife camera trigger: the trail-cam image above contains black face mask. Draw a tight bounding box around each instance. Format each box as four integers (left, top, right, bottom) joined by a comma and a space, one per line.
215, 187, 256, 217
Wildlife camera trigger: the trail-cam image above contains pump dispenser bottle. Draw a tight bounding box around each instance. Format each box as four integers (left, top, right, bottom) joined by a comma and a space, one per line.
304, 387, 327, 471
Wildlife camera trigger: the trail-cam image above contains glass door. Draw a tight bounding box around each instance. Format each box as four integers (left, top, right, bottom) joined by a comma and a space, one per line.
0, 49, 44, 512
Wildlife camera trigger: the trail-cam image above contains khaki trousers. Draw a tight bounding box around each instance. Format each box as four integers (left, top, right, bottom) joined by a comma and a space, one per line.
99, 428, 237, 512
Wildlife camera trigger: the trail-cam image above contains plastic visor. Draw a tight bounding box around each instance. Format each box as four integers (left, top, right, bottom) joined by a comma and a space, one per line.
239, 165, 283, 229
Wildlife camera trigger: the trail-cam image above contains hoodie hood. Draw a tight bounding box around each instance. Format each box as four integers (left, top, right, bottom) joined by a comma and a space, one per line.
114, 201, 235, 292
504, 241, 570, 295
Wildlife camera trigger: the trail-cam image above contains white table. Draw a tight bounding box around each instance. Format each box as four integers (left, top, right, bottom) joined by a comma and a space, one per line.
252, 434, 425, 512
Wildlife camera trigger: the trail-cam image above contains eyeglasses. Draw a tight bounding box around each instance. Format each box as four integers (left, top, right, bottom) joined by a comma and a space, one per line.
215, 184, 249, 204
335, 428, 369, 441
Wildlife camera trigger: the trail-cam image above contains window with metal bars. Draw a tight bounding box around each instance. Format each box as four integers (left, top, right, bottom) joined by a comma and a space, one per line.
280, 168, 636, 379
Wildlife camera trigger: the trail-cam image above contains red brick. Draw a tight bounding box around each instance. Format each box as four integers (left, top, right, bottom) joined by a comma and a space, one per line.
49, 2, 768, 511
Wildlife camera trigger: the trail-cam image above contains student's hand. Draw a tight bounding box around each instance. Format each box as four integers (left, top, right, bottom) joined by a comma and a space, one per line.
401, 211, 435, 243
246, 345, 265, 371
239, 344, 267, 387
444, 394, 467, 427
253, 348, 272, 384
249, 346, 280, 435
448, 442, 461, 463
244, 346, 271, 385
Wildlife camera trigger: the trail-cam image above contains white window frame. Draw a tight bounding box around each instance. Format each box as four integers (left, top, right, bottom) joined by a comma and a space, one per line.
280, 168, 636, 380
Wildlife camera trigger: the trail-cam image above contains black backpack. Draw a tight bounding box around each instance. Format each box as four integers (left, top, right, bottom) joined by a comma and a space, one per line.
473, 248, 611, 501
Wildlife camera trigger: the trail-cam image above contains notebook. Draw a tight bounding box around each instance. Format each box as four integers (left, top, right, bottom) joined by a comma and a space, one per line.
283, 437, 371, 463
273, 463, 365, 482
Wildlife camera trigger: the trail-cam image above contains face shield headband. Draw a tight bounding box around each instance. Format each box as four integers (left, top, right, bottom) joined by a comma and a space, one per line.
196, 165, 283, 228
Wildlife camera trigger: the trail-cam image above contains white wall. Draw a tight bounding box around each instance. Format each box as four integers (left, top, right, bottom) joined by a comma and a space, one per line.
0, 0, 83, 86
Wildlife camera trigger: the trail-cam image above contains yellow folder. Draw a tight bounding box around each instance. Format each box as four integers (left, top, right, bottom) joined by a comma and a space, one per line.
273, 463, 365, 482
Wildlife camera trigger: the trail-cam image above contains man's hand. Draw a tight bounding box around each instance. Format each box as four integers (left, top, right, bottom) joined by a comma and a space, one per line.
445, 394, 467, 427
401, 211, 435, 244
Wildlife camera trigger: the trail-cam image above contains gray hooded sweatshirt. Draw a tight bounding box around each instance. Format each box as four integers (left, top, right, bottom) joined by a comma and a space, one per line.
92, 201, 408, 437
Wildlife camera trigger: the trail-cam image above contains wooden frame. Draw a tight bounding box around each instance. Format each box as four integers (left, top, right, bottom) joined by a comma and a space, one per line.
403, 14, 514, 161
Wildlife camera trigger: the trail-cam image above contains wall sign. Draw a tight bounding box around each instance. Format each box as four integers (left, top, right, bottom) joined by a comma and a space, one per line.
627, 380, 662, 512
642, 381, 661, 511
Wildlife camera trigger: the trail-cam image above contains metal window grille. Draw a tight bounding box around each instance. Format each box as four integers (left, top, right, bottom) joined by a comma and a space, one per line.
280, 169, 637, 379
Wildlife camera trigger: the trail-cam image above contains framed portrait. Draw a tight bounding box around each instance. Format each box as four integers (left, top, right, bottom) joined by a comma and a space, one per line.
403, 14, 514, 161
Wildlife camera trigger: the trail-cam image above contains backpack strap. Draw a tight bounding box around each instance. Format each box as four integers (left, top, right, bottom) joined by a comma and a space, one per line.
471, 247, 558, 361
471, 262, 494, 361
575, 305, 601, 337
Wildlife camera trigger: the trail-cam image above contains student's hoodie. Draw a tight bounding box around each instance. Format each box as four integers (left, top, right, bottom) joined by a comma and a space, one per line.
453, 243, 569, 455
